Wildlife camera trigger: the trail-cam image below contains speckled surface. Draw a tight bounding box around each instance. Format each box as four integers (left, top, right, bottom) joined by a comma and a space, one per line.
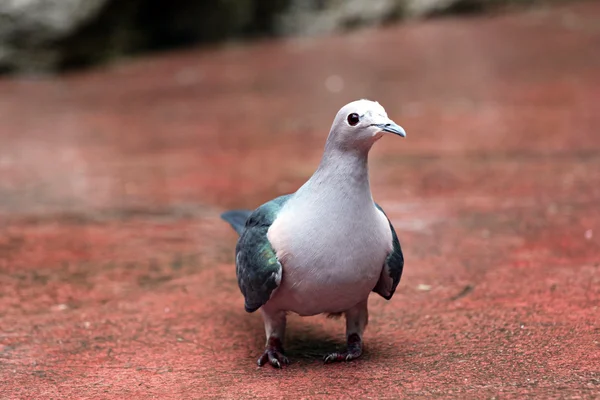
1, 2, 599, 398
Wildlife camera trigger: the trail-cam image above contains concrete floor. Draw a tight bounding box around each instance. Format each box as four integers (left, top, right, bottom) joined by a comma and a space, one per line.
1, 2, 599, 398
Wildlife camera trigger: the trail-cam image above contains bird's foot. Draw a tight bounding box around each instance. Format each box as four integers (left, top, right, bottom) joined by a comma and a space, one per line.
257, 337, 289, 368
323, 333, 363, 363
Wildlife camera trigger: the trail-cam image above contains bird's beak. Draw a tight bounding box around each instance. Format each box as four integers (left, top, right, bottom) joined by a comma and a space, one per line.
373, 121, 406, 138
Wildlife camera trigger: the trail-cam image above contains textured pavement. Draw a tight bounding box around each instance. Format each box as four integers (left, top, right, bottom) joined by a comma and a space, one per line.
1, 2, 599, 398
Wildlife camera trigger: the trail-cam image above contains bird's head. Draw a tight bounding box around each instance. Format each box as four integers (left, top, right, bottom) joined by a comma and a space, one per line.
326, 99, 406, 152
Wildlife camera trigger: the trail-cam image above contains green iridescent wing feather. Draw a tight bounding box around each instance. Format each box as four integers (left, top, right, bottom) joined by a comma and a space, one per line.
234, 195, 291, 312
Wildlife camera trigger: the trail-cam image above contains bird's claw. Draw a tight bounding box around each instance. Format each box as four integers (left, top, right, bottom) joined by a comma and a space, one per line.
323, 349, 361, 363
257, 348, 289, 368
257, 337, 289, 368
323, 333, 363, 364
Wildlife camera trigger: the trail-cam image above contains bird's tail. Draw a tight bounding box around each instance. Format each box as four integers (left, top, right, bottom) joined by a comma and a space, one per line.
220, 210, 252, 236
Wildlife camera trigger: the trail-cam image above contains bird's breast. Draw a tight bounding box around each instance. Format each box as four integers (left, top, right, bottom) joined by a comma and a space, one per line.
266, 203, 392, 315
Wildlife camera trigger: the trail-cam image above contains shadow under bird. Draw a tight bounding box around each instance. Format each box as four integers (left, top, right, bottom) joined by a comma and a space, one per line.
221, 99, 405, 368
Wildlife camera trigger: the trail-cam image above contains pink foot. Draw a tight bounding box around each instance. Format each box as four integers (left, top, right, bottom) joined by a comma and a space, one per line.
257, 337, 289, 368
323, 333, 363, 363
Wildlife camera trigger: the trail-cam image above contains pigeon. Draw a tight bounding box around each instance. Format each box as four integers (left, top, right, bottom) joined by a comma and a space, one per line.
221, 99, 405, 368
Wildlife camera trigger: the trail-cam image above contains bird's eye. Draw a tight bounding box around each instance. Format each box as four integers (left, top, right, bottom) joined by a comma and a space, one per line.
347, 113, 360, 126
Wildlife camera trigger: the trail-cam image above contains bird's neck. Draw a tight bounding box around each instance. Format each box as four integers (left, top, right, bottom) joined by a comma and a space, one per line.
302, 142, 373, 201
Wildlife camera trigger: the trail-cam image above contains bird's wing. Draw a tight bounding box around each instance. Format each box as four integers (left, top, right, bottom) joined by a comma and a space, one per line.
373, 203, 404, 300
235, 194, 292, 313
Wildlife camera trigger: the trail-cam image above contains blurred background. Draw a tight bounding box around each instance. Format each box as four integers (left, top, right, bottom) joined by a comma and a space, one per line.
1, 0, 599, 398
0, 0, 578, 74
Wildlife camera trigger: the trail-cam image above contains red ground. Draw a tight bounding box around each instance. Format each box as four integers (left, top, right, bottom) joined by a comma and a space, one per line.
1, 2, 599, 398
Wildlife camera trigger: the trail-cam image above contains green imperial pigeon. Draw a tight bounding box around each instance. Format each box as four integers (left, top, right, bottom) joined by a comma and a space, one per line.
221, 99, 405, 368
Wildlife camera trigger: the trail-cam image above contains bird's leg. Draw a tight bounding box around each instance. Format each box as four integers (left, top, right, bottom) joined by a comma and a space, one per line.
324, 300, 368, 363
257, 307, 289, 368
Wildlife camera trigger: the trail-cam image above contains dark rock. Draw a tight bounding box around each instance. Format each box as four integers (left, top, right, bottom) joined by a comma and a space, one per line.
0, 0, 107, 73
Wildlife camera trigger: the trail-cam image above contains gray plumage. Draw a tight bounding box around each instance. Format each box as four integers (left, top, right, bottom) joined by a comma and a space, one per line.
220, 99, 406, 367
222, 199, 403, 310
